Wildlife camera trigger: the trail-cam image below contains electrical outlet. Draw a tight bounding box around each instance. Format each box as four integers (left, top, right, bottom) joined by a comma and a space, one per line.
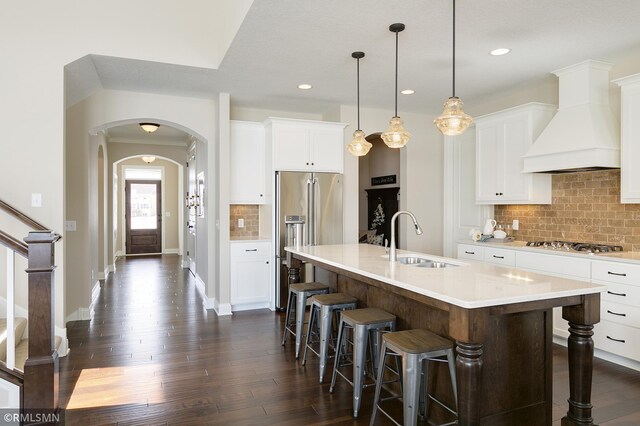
238, 218, 245, 228
65, 221, 77, 232
512, 219, 519, 231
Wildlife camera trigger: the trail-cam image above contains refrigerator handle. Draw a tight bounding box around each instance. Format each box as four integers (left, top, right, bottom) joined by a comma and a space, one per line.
312, 177, 319, 246
306, 178, 313, 246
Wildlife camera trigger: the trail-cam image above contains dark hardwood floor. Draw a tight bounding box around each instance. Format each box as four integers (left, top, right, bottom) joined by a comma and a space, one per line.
59, 255, 640, 425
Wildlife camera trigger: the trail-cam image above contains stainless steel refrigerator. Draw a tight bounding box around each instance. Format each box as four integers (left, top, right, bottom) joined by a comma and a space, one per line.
275, 171, 343, 309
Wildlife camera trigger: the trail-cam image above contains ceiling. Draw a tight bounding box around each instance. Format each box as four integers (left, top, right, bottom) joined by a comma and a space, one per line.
67, 0, 640, 140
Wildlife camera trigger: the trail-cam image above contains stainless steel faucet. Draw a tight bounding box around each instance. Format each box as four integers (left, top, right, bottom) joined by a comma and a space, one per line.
389, 210, 423, 261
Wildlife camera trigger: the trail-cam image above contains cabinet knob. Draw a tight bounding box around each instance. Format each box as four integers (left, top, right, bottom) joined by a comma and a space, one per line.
311, 162, 315, 166
306, 162, 309, 165
495, 192, 499, 196
260, 194, 263, 197
266, 261, 269, 264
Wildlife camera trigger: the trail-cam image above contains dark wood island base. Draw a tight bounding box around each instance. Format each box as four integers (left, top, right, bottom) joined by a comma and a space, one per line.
289, 254, 600, 426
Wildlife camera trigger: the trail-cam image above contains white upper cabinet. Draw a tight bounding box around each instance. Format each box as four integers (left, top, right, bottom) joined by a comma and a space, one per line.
475, 103, 556, 204
267, 118, 346, 173
230, 121, 266, 204
614, 73, 640, 203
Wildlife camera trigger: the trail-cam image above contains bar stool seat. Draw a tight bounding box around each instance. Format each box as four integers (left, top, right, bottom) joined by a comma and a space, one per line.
281, 282, 330, 358
371, 329, 458, 426
330, 308, 396, 418
302, 293, 358, 382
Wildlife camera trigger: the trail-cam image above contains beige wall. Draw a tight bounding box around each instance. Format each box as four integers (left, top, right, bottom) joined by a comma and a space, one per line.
65, 90, 216, 323
115, 158, 181, 254
336, 105, 444, 255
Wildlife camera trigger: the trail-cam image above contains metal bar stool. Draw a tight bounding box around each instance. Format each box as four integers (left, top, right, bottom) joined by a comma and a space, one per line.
370, 329, 458, 426
302, 293, 358, 382
329, 308, 396, 418
281, 282, 330, 358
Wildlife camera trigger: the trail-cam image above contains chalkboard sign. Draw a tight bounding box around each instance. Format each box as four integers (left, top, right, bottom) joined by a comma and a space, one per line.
371, 175, 396, 186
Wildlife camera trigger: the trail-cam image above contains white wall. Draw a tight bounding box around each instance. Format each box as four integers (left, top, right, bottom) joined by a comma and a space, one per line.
0, 1, 252, 330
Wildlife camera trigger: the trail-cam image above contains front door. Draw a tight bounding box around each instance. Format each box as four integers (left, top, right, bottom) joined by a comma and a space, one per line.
126, 180, 162, 254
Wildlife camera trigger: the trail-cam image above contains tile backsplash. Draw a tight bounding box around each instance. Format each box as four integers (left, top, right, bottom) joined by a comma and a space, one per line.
494, 170, 640, 251
230, 204, 260, 240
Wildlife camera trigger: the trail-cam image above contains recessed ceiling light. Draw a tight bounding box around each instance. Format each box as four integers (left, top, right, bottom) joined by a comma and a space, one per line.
490, 48, 511, 56
297, 83, 312, 90
401, 89, 415, 95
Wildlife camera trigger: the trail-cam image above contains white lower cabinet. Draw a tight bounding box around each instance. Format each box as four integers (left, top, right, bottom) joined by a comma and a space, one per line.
456, 243, 640, 368
230, 241, 272, 311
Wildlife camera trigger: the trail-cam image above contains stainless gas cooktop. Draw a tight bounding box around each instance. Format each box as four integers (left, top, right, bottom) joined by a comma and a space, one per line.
525, 241, 623, 253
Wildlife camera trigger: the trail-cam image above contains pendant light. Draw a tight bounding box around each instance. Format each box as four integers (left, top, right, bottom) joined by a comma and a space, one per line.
381, 23, 411, 149
434, 0, 473, 136
140, 123, 160, 133
347, 52, 372, 157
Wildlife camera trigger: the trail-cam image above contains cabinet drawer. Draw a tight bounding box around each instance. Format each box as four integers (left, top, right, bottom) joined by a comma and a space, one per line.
230, 242, 271, 258
515, 251, 591, 280
601, 300, 640, 328
593, 320, 640, 361
592, 260, 640, 286
457, 244, 484, 261
601, 281, 640, 305
484, 248, 516, 266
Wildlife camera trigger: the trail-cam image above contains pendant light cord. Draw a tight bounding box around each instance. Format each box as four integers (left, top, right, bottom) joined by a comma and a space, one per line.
394, 30, 399, 117
357, 56, 360, 129
452, 0, 456, 98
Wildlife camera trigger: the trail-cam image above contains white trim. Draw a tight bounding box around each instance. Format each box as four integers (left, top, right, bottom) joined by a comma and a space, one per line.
107, 263, 116, 274
6, 250, 15, 370
103, 265, 111, 278
193, 273, 232, 315
97, 271, 106, 280
163, 248, 180, 254
0, 378, 21, 409
55, 326, 69, 357
121, 164, 166, 255
115, 250, 124, 258
213, 299, 233, 316
231, 302, 270, 312
91, 281, 100, 305
65, 307, 92, 323
182, 259, 191, 268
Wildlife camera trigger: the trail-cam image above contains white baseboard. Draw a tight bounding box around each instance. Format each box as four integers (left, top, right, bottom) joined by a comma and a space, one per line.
115, 250, 124, 258
553, 335, 640, 372
193, 273, 232, 316
97, 272, 105, 280
107, 263, 115, 274
55, 325, 69, 357
231, 302, 270, 312
214, 299, 233, 316
65, 307, 92, 323
164, 248, 180, 254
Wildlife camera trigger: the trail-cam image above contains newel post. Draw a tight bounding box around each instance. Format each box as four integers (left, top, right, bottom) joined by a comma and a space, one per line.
23, 231, 61, 414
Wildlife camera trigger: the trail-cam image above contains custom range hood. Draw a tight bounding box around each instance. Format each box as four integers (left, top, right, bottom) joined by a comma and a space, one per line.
522, 60, 620, 174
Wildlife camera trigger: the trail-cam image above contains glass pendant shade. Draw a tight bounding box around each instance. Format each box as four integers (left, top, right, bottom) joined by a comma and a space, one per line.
434, 97, 473, 136
347, 129, 372, 156
381, 116, 411, 148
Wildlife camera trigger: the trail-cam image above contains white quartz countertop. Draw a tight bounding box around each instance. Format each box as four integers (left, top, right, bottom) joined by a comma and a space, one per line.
285, 244, 605, 309
458, 239, 640, 264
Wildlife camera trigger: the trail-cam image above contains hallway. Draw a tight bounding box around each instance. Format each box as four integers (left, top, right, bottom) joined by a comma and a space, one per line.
58, 255, 640, 425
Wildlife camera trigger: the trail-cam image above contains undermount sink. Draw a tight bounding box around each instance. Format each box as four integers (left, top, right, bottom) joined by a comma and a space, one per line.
398, 256, 458, 268
417, 261, 456, 268
398, 256, 429, 265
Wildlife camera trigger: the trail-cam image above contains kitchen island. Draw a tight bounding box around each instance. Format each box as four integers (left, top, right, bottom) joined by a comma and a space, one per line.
285, 244, 605, 426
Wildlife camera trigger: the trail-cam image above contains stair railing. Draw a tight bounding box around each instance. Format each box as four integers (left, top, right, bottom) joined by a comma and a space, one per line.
0, 199, 60, 415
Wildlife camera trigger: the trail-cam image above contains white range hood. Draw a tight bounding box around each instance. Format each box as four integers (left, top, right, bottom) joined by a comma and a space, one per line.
522, 60, 620, 174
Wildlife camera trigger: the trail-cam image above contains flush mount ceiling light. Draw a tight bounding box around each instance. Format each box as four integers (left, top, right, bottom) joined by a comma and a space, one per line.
297, 83, 313, 90
347, 51, 372, 157
434, 0, 473, 136
140, 123, 160, 133
490, 48, 511, 56
401, 89, 415, 95
141, 156, 156, 164
381, 23, 411, 149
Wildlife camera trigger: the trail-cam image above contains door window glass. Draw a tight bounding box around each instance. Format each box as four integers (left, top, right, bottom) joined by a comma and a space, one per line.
130, 183, 157, 229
